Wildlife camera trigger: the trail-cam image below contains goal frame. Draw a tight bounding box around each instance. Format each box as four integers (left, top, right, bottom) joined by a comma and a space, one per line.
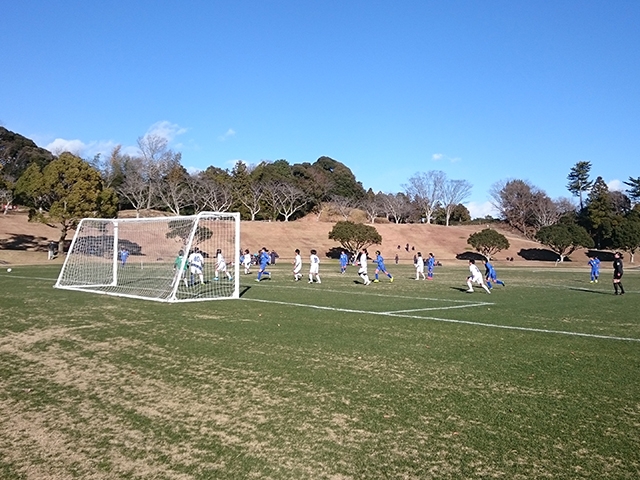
54, 212, 240, 303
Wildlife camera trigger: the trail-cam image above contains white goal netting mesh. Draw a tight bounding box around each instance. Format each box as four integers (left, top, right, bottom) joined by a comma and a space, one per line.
55, 212, 240, 302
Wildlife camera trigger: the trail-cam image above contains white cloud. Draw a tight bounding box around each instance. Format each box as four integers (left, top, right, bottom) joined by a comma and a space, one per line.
145, 121, 187, 142
431, 153, 460, 163
465, 201, 499, 219
186, 166, 202, 175
607, 179, 625, 192
218, 128, 236, 141
46, 138, 87, 156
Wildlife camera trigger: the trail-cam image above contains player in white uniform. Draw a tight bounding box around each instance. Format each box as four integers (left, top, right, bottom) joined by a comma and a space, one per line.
309, 249, 321, 283
242, 249, 252, 274
293, 249, 303, 281
188, 248, 205, 285
358, 248, 371, 285
214, 249, 233, 281
466, 259, 491, 294
415, 252, 426, 280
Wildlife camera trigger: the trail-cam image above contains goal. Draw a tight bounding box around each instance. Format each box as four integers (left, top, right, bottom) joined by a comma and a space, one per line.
55, 212, 240, 302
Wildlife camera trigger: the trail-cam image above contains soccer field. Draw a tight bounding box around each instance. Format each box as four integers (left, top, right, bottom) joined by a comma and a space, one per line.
1, 263, 639, 479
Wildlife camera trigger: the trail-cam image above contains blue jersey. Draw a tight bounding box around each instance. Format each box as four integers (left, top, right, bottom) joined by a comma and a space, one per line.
340, 253, 348, 267
375, 255, 386, 270
259, 251, 270, 267
589, 258, 600, 271
427, 257, 435, 269
485, 261, 496, 278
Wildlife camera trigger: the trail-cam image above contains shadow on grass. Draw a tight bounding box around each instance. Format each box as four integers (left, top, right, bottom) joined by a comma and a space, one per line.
0, 234, 48, 251
567, 287, 614, 295
239, 286, 251, 297
450, 286, 470, 293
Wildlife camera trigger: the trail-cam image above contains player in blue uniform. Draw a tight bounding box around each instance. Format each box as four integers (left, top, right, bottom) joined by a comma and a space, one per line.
588, 256, 600, 283
373, 250, 393, 283
482, 259, 505, 289
426, 253, 435, 280
256, 247, 272, 282
339, 250, 349, 274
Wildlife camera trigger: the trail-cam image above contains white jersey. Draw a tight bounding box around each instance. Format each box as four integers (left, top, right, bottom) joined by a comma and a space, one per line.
358, 252, 368, 274
469, 263, 483, 283
188, 251, 204, 273
293, 254, 302, 273
216, 253, 227, 272
243, 254, 252, 268
415, 256, 424, 273
309, 254, 320, 274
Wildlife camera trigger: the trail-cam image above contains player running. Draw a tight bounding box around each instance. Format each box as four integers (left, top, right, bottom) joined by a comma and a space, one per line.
466, 259, 491, 294
214, 249, 233, 281
483, 259, 505, 290
309, 249, 321, 283
373, 250, 393, 283
588, 256, 601, 283
293, 249, 303, 281
242, 249, 252, 274
357, 248, 371, 285
256, 247, 272, 282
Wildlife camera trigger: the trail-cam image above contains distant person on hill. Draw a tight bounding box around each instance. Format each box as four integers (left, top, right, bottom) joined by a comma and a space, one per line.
466, 259, 491, 294
588, 256, 601, 283
256, 247, 271, 282
395, 254, 399, 264
414, 252, 426, 280
309, 249, 321, 283
613, 252, 625, 295
427, 253, 436, 280
48, 241, 56, 260
373, 250, 393, 283
358, 248, 371, 285
483, 259, 505, 290
293, 249, 303, 281
340, 250, 349, 274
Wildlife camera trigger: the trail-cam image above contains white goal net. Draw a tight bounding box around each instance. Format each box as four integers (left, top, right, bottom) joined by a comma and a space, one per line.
55, 212, 240, 302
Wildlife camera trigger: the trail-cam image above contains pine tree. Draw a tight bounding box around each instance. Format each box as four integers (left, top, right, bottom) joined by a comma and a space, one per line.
566, 161, 593, 210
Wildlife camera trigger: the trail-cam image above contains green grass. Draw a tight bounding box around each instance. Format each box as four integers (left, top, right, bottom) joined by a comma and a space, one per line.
0, 262, 639, 479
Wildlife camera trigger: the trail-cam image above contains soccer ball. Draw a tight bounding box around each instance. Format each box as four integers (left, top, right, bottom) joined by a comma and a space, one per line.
7, 268, 12, 273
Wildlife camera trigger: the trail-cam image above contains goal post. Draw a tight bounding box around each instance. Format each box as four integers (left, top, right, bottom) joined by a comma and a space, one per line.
55, 212, 240, 302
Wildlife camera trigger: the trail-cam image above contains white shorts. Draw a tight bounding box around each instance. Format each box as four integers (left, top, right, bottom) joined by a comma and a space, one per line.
190, 265, 202, 275
469, 274, 483, 285
358, 268, 367, 275
416, 265, 424, 273
310, 265, 319, 274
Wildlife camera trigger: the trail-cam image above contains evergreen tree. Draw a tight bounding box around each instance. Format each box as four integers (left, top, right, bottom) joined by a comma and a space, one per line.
624, 176, 640, 205
566, 161, 593, 210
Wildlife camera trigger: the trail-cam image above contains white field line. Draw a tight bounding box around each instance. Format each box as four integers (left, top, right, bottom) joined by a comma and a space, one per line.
383, 303, 493, 314
243, 298, 640, 343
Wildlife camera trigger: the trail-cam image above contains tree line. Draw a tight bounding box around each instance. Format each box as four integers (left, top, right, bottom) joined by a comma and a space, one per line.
1, 127, 638, 260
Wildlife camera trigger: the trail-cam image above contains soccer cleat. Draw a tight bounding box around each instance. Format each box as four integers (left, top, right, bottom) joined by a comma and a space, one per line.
595, 280, 598, 283
390, 277, 394, 283
590, 281, 594, 283
373, 279, 379, 283
466, 289, 474, 293
255, 279, 261, 282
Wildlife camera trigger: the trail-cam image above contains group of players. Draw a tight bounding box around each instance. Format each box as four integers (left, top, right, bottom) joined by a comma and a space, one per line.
176, 244, 627, 296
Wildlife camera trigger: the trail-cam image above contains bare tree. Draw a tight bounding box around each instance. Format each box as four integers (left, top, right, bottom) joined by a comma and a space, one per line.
137, 134, 182, 210
441, 179, 472, 226
490, 179, 543, 237
264, 181, 307, 221
404, 171, 446, 224
117, 157, 151, 217
156, 165, 189, 215
360, 192, 384, 224
235, 181, 264, 220
380, 192, 411, 224
330, 195, 355, 220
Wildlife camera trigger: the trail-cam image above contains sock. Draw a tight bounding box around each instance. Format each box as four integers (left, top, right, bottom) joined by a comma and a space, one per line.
619, 282, 625, 294
497, 280, 505, 286
614, 284, 619, 294
487, 280, 493, 289
387, 273, 392, 279
375, 273, 379, 280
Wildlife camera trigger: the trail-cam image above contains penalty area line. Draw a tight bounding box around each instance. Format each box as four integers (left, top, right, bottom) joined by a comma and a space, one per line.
243, 298, 640, 343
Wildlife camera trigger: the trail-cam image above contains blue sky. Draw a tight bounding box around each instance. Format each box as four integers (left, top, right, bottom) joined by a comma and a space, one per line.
3, 1, 639, 218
